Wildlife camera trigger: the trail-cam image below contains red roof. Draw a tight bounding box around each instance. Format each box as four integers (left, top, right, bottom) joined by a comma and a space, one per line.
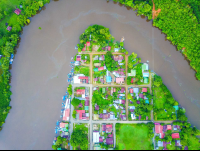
116, 77, 124, 83
76, 110, 85, 120
86, 42, 90, 46
155, 125, 163, 133
130, 88, 133, 93
161, 132, 165, 138
142, 88, 147, 92
106, 125, 112, 128
98, 66, 105, 71
167, 125, 172, 130
78, 76, 88, 79
172, 133, 180, 139
63, 108, 70, 121
14, 8, 21, 15
108, 46, 111, 51
131, 78, 134, 83
76, 89, 85, 95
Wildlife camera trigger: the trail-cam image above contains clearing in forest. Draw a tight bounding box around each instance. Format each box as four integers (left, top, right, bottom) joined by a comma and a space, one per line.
152, 0, 161, 19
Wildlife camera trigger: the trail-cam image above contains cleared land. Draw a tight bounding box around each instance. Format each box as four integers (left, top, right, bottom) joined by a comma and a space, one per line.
116, 124, 152, 150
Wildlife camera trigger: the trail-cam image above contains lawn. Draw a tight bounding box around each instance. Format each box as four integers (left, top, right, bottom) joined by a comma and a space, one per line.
116, 124, 152, 150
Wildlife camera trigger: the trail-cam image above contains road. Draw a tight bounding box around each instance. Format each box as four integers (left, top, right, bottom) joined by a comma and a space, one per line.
68, 51, 172, 150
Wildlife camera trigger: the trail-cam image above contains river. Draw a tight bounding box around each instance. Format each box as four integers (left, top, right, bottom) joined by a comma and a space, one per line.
0, 0, 199, 149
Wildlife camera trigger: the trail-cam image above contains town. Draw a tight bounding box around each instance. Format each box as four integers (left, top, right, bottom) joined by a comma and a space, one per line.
52, 25, 200, 150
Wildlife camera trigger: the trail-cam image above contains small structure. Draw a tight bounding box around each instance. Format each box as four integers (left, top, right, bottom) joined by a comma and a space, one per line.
84, 106, 89, 110
142, 63, 148, 72
172, 133, 180, 139
175, 140, 181, 146
106, 138, 113, 145
102, 124, 106, 132
76, 110, 85, 120
76, 55, 81, 61
93, 131, 99, 143
157, 141, 163, 147
94, 114, 99, 120
98, 66, 106, 71
142, 88, 147, 92
76, 89, 85, 95
143, 72, 149, 78
133, 88, 139, 93
63, 108, 70, 121
106, 76, 112, 83
14, 8, 21, 15
106, 125, 112, 133
86, 41, 90, 47
7, 26, 12, 31
128, 69, 136, 76
116, 77, 124, 84
129, 88, 133, 93
95, 105, 99, 110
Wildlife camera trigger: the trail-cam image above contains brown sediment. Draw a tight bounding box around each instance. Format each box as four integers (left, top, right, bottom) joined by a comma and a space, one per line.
152, 0, 161, 19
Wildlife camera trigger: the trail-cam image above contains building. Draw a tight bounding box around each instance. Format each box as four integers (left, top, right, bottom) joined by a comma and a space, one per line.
142, 88, 147, 92
93, 131, 99, 143
76, 55, 81, 61
114, 48, 120, 52
63, 108, 70, 121
76, 110, 85, 120
14, 8, 21, 15
7, 26, 12, 31
106, 138, 113, 145
98, 66, 106, 71
143, 72, 149, 78
94, 63, 101, 67
106, 76, 112, 83
142, 63, 148, 72
106, 125, 112, 133
99, 55, 105, 60
133, 88, 139, 93
144, 77, 148, 84
128, 69, 136, 76
116, 77, 124, 84
76, 89, 85, 95
129, 88, 133, 93
172, 133, 180, 139
86, 41, 90, 47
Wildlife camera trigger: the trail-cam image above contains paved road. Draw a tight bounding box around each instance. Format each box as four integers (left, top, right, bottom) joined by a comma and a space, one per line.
68, 52, 172, 150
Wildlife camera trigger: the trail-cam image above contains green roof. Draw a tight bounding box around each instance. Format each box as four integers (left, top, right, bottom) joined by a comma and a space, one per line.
131, 69, 136, 76
94, 68, 98, 72
145, 100, 149, 104
144, 77, 148, 83
142, 64, 146, 70
84, 106, 89, 110
102, 88, 105, 93
57, 148, 62, 150
173, 105, 179, 111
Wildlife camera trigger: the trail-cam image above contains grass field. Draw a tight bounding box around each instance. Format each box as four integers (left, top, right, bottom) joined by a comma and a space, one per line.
116, 124, 152, 150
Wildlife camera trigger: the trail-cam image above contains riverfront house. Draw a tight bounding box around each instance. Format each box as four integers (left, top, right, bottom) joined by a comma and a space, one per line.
14, 8, 21, 15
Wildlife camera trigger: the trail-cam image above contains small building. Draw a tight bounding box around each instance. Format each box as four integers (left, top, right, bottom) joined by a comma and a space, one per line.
145, 100, 149, 104
173, 105, 179, 111
94, 114, 99, 120
175, 140, 181, 146
94, 63, 101, 67
14, 8, 21, 15
76, 55, 81, 61
102, 124, 106, 132
114, 48, 120, 52
143, 72, 149, 78
106, 125, 112, 133
131, 113, 136, 120
84, 106, 89, 110
144, 77, 148, 84
99, 55, 105, 60
172, 133, 180, 139
95, 105, 99, 110
76, 110, 85, 120
98, 66, 106, 71
106, 138, 113, 145
157, 141, 163, 147
86, 41, 90, 47
142, 88, 147, 92
7, 26, 12, 31
155, 125, 163, 133
129, 88, 133, 93
133, 88, 139, 93
93, 131, 99, 143
142, 63, 148, 72
116, 77, 124, 84
106, 76, 112, 83
128, 69, 136, 76
63, 108, 70, 121
76, 89, 85, 95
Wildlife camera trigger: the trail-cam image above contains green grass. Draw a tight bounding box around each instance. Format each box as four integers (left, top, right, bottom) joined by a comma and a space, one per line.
116, 124, 152, 150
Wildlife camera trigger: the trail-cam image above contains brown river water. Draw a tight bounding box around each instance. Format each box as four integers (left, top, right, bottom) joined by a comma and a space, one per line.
0, 0, 200, 149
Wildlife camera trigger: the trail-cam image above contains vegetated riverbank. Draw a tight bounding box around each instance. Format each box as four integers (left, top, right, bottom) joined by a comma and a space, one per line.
112, 0, 200, 80
0, 0, 50, 129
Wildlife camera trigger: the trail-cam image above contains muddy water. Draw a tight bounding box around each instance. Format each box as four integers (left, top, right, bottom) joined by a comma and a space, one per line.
0, 0, 200, 149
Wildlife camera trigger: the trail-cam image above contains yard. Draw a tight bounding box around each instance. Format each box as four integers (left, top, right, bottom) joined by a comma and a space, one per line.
115, 123, 153, 150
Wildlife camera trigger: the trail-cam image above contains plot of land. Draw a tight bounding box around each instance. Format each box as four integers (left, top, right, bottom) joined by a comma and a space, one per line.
116, 124, 152, 150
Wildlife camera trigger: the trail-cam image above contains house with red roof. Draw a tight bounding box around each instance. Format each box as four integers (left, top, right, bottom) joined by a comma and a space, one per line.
142, 88, 147, 92
106, 124, 112, 133
63, 108, 70, 121
86, 41, 90, 47
155, 124, 165, 138
76, 110, 85, 120
172, 133, 180, 139
76, 89, 85, 95
98, 66, 106, 71
116, 77, 124, 84
129, 88, 133, 93
14, 8, 21, 15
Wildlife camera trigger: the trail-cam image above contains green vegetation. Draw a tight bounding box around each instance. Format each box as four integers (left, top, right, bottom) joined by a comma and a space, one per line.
52, 136, 68, 150
67, 84, 72, 95
152, 75, 177, 120
72, 110, 76, 119
75, 66, 90, 76
0, 0, 50, 129
113, 0, 200, 80
115, 123, 154, 150
81, 54, 90, 64
70, 124, 89, 150
71, 98, 81, 107
105, 51, 118, 71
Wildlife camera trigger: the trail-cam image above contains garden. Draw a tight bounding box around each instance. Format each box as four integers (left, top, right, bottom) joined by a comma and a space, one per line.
115, 123, 154, 150
92, 87, 126, 120
128, 87, 153, 121
70, 123, 89, 150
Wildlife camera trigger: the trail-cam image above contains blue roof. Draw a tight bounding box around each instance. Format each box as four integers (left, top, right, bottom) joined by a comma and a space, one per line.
143, 72, 149, 77
106, 76, 112, 83
173, 105, 179, 111
145, 100, 149, 104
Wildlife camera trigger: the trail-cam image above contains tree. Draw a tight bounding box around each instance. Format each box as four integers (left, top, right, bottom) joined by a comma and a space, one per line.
153, 75, 162, 87
127, 93, 132, 100
72, 110, 76, 119
67, 84, 72, 95
71, 98, 81, 107
52, 145, 57, 150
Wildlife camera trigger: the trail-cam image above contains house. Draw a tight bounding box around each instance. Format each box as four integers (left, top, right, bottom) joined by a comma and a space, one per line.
106, 76, 112, 83
99, 55, 105, 60
144, 77, 148, 84
167, 125, 172, 130
7, 26, 12, 31
106, 125, 112, 133
84, 106, 89, 110
120, 87, 125, 93
76, 55, 81, 61
129, 88, 133, 93
60, 123, 68, 128
157, 141, 163, 147
119, 100, 125, 104
94, 55, 99, 60
110, 114, 115, 120
82, 44, 86, 51
114, 48, 120, 52
93, 131, 99, 143
155, 124, 163, 134
128, 69, 136, 76
106, 138, 113, 145
142, 88, 147, 92
14, 8, 21, 15
76, 89, 85, 95
86, 41, 90, 47
99, 137, 103, 143
94, 114, 99, 120
142, 63, 148, 72
131, 113, 136, 120
102, 87, 106, 93
133, 88, 139, 93
78, 103, 83, 108
76, 110, 85, 120
98, 66, 106, 71
75, 61, 80, 66
107, 46, 111, 51
103, 110, 107, 113
85, 100, 89, 106
102, 124, 106, 132
145, 100, 149, 104
108, 133, 113, 137
94, 144, 101, 150
95, 105, 99, 110
116, 77, 124, 84
143, 72, 149, 78
175, 140, 181, 146
114, 104, 119, 109
173, 125, 180, 131
78, 76, 89, 83
173, 105, 179, 111
63, 108, 70, 121
139, 93, 144, 99
172, 133, 180, 139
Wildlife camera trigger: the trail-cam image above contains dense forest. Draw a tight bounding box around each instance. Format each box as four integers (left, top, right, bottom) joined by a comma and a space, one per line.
113, 0, 200, 80
0, 0, 50, 129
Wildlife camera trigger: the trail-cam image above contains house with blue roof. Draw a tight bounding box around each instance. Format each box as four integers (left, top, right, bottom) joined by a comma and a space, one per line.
106, 76, 112, 83
145, 100, 149, 104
